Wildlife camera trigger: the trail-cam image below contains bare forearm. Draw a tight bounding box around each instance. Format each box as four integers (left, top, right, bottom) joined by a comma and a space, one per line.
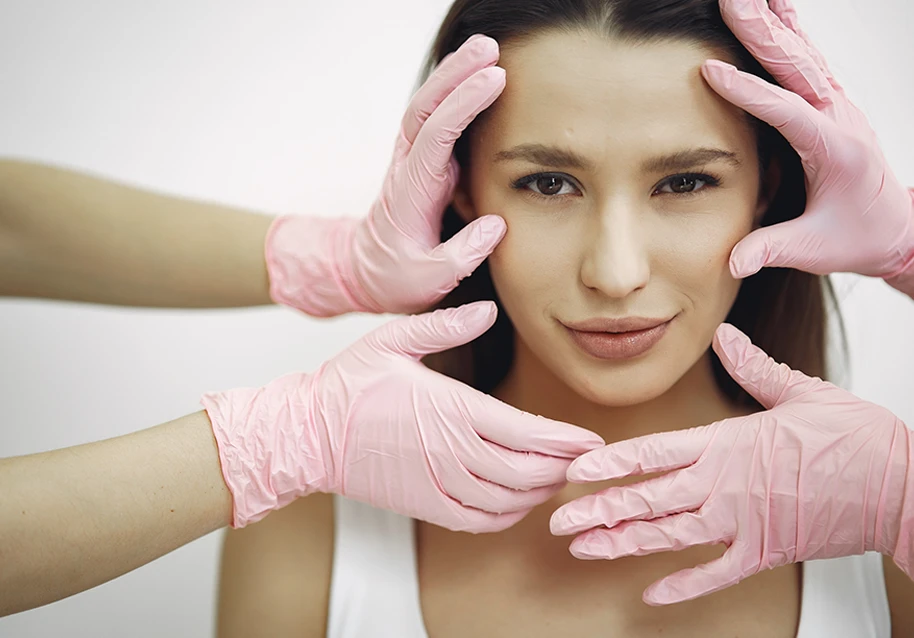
0, 411, 233, 616
0, 160, 274, 307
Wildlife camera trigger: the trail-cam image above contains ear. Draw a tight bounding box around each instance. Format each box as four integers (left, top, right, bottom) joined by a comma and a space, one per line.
755, 158, 781, 226
451, 169, 478, 224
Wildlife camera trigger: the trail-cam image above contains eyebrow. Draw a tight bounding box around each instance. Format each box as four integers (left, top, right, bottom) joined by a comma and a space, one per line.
493, 144, 740, 173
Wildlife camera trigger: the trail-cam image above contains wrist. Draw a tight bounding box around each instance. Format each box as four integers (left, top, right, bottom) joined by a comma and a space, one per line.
264, 214, 376, 317
872, 421, 914, 577
201, 370, 327, 528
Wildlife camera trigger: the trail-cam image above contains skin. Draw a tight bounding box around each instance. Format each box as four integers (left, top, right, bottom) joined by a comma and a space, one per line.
0, 160, 273, 307
216, 30, 914, 637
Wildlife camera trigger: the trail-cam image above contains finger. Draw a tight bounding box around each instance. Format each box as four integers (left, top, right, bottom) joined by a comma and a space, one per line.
392, 66, 505, 244
719, 0, 834, 106
407, 65, 505, 185
701, 59, 837, 165
395, 34, 499, 159
564, 429, 710, 483
424, 215, 507, 293
453, 432, 573, 491
728, 217, 822, 278
712, 323, 817, 409
642, 544, 748, 606
439, 465, 563, 514
567, 512, 727, 560
766, 0, 840, 89
550, 473, 704, 536
440, 501, 531, 534
370, 301, 497, 358
465, 395, 606, 458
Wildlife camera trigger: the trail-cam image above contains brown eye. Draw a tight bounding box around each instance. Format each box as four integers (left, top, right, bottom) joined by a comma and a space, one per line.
655, 173, 718, 196
536, 175, 564, 195
670, 175, 698, 193
512, 172, 581, 198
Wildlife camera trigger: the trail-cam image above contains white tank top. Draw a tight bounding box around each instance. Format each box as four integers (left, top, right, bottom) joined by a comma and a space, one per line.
326, 496, 891, 638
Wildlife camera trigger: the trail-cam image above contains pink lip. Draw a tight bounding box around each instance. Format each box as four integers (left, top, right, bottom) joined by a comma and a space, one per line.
563, 316, 675, 360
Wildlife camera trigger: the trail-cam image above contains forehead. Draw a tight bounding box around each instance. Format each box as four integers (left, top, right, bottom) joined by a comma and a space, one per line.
483, 30, 754, 160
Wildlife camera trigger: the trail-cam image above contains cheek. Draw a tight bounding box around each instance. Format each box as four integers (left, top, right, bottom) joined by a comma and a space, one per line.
655, 201, 755, 322
488, 213, 579, 316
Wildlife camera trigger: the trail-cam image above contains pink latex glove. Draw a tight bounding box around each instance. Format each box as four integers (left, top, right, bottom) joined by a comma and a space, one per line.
701, 0, 914, 297
202, 301, 604, 530
550, 323, 914, 605
265, 34, 508, 317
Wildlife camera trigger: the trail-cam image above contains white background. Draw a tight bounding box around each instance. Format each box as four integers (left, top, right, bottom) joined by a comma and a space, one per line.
0, 1, 912, 636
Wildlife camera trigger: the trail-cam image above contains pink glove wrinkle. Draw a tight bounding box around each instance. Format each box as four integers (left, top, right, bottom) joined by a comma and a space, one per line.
550, 323, 914, 606
204, 301, 605, 530
701, 0, 914, 295
265, 34, 509, 317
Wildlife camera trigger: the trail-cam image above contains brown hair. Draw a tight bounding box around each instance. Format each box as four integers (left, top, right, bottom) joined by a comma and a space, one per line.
421, 0, 843, 406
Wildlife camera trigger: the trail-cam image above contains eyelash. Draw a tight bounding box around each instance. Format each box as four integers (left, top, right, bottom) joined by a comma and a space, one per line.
510, 171, 723, 200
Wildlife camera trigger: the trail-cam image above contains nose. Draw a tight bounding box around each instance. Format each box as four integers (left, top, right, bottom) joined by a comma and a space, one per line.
579, 203, 650, 298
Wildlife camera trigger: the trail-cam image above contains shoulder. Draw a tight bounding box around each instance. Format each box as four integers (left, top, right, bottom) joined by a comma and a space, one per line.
216, 493, 335, 638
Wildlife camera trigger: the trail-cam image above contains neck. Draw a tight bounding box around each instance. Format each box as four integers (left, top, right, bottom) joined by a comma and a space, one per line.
495, 340, 747, 446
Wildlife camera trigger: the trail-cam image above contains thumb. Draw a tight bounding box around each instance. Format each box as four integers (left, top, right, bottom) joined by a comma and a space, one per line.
712, 324, 812, 409
432, 214, 507, 282
729, 218, 819, 278
372, 301, 497, 358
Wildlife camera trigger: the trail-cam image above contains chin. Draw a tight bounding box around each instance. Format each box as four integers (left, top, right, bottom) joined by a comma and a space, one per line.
563, 365, 681, 407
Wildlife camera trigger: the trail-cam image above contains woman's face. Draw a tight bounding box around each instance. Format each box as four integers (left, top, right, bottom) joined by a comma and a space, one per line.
455, 30, 772, 406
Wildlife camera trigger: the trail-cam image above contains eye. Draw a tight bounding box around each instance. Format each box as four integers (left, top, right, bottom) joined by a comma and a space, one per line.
512, 172, 581, 198
654, 173, 720, 195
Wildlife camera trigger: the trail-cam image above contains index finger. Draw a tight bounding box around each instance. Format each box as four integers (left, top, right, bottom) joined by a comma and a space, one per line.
566, 428, 711, 483
466, 395, 605, 458
395, 34, 499, 159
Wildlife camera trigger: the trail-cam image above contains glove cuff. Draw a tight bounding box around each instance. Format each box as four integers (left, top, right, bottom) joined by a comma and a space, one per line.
201, 371, 327, 528
264, 214, 377, 317
875, 422, 914, 577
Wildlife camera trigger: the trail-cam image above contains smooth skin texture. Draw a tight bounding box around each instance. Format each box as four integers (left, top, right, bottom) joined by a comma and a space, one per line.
218, 31, 809, 637
0, 412, 233, 617
0, 160, 274, 307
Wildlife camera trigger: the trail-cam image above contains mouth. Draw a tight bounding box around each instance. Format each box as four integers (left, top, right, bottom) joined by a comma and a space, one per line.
562, 315, 676, 361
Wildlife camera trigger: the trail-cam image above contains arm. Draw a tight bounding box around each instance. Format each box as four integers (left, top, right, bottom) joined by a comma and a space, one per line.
0, 411, 233, 616
0, 36, 513, 314
216, 493, 334, 637
884, 556, 914, 638
0, 160, 274, 307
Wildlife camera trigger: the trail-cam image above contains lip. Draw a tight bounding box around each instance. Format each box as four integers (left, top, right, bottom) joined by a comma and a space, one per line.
562, 315, 675, 360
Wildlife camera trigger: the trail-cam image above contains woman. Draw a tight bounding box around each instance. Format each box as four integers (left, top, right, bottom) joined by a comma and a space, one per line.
216, 0, 911, 635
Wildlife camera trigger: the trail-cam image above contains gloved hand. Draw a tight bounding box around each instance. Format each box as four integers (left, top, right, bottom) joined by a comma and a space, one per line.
550, 323, 914, 605
265, 34, 509, 317
202, 301, 605, 531
701, 0, 914, 296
